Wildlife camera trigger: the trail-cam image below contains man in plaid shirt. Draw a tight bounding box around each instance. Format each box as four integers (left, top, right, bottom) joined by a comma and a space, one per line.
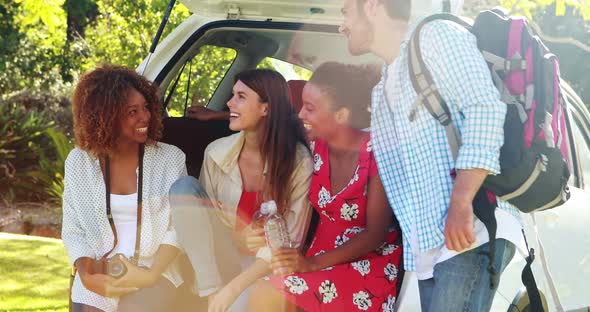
339, 0, 523, 311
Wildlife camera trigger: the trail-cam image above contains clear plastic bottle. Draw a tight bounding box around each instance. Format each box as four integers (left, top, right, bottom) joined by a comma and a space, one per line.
251, 206, 269, 231
261, 200, 291, 249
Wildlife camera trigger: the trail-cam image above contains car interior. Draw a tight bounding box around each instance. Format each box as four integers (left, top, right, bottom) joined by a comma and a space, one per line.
157, 22, 380, 176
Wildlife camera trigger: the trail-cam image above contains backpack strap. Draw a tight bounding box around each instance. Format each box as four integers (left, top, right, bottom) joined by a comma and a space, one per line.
407, 14, 470, 161
521, 227, 544, 312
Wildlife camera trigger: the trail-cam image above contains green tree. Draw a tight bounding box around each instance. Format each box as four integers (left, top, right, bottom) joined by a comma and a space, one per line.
0, 0, 73, 96
0, 0, 191, 96
165, 45, 237, 116
500, 0, 590, 20
81, 0, 191, 71
64, 0, 98, 41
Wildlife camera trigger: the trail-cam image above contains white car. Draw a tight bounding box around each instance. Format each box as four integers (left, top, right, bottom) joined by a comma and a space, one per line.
139, 1, 590, 310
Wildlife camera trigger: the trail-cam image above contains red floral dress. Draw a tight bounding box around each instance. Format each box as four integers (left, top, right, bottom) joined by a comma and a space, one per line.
270, 136, 402, 311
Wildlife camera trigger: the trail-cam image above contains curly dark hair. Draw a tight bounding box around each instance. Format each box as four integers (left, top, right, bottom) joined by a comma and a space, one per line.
308, 62, 381, 129
72, 64, 163, 156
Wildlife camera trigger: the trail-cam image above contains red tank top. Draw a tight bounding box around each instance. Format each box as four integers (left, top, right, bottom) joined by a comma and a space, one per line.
234, 190, 262, 256
235, 190, 259, 232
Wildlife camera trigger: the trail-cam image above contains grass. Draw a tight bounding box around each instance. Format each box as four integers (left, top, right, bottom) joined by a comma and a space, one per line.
0, 233, 69, 312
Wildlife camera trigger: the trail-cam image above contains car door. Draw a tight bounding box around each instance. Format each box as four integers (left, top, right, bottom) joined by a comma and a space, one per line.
541, 83, 590, 310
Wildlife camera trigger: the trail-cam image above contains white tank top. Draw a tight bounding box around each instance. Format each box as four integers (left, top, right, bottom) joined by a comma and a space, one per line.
109, 193, 138, 259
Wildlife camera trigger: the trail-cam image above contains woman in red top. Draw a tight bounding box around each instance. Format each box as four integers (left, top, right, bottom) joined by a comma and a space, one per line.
170, 69, 312, 312
250, 62, 403, 311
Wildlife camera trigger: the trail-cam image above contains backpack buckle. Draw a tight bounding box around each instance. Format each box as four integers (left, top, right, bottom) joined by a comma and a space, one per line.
527, 247, 536, 263
436, 113, 451, 126
505, 59, 527, 71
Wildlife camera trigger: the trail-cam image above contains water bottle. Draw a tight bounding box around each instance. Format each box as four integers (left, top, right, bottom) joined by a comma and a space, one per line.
261, 200, 291, 249
251, 206, 269, 231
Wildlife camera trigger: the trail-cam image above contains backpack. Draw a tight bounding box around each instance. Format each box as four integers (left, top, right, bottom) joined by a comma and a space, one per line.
408, 8, 571, 311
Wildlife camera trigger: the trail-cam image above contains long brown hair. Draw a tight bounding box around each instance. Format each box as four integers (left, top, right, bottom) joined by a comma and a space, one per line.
234, 69, 309, 212
72, 64, 162, 156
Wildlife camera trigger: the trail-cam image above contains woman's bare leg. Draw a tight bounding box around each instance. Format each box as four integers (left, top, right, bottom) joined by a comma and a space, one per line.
248, 280, 297, 312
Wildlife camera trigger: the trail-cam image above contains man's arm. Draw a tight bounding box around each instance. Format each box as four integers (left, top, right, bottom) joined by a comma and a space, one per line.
187, 106, 230, 121
420, 21, 506, 251
446, 169, 488, 250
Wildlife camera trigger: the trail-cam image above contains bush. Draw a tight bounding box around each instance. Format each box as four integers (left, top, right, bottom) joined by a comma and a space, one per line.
0, 102, 53, 204
34, 128, 74, 204
0, 96, 73, 205
4, 89, 73, 138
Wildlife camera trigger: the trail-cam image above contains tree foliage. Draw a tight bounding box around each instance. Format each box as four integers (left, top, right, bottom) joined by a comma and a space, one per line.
14, 0, 67, 51
165, 45, 237, 116
81, 0, 191, 71
0, 0, 191, 97
0, 0, 73, 96
500, 0, 590, 20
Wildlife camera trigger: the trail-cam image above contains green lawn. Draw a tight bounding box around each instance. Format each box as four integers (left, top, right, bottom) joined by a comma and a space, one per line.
0, 233, 69, 312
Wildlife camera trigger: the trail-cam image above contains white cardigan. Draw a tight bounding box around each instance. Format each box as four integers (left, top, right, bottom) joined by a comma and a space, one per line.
61, 142, 187, 312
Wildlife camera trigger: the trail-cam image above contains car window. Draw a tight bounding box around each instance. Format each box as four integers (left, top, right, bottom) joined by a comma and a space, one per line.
165, 45, 237, 117
257, 57, 313, 81
571, 115, 590, 188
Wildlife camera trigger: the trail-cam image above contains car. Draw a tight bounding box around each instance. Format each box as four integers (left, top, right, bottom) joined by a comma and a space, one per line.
138, 0, 590, 310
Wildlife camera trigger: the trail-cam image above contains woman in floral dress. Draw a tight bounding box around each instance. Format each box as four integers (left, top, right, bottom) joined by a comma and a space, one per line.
250, 62, 403, 311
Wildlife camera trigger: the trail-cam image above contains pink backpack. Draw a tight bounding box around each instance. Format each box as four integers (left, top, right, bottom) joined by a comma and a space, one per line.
409, 9, 571, 213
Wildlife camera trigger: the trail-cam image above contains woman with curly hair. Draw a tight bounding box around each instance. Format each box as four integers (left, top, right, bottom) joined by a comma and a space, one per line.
169, 69, 313, 311
251, 62, 403, 311
62, 65, 187, 312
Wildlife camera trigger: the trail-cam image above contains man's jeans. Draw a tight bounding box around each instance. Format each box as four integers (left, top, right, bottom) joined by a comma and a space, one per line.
418, 239, 516, 312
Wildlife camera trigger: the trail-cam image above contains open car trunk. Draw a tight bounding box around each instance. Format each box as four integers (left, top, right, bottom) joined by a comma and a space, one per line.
179, 0, 345, 23
178, 0, 464, 23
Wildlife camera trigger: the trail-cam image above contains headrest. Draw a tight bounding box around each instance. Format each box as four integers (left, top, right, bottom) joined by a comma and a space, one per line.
287, 80, 306, 113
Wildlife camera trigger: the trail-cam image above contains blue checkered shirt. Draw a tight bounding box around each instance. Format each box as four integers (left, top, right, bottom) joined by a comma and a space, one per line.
371, 19, 520, 271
